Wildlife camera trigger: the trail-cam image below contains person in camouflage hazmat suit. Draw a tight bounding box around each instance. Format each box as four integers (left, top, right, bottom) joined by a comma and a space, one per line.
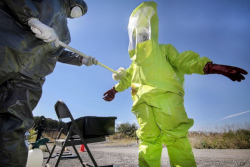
103, 1, 248, 167
0, 0, 97, 166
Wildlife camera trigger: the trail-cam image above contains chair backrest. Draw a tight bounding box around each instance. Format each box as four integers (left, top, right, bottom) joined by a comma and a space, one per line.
53, 101, 99, 167
54, 100, 83, 138
54, 100, 74, 121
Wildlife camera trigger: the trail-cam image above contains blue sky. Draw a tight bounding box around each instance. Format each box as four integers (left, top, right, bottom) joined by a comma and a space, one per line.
33, 0, 250, 131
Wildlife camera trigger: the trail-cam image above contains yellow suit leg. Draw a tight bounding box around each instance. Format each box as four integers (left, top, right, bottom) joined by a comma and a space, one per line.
153, 93, 196, 167
132, 103, 162, 167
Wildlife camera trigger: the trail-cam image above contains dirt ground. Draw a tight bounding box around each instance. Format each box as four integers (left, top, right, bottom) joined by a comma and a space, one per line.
43, 142, 250, 167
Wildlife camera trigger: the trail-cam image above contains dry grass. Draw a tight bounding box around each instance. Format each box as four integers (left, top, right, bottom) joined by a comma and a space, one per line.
42, 131, 67, 141
107, 123, 250, 149
189, 123, 250, 149
28, 130, 66, 149
107, 133, 138, 146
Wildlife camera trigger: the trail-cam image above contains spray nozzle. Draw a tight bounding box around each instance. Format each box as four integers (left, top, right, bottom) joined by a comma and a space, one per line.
32, 138, 49, 149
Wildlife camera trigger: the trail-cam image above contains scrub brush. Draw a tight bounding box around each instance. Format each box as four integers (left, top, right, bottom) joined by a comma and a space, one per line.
59, 41, 126, 80
31, 26, 126, 80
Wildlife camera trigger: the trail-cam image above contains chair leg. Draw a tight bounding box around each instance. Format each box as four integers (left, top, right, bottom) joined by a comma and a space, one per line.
83, 143, 98, 167
54, 145, 66, 167
45, 145, 56, 165
45, 143, 51, 154
73, 146, 85, 167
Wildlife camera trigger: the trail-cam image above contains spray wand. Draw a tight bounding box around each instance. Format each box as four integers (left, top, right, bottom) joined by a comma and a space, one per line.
31, 27, 126, 80
58, 41, 126, 80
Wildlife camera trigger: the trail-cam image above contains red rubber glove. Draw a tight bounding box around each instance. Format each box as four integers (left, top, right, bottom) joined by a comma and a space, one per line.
103, 87, 118, 101
204, 62, 248, 82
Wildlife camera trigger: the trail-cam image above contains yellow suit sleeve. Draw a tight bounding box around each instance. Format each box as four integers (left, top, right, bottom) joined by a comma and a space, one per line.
114, 63, 133, 92
164, 44, 212, 75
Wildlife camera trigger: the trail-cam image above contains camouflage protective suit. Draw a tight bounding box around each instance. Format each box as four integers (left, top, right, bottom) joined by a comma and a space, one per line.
0, 0, 87, 166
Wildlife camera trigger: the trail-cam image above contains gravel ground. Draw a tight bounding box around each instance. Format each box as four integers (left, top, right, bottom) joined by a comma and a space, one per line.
43, 143, 250, 167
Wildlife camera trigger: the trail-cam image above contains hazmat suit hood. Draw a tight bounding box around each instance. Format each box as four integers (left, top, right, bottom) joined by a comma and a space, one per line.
65, 0, 88, 18
128, 1, 159, 61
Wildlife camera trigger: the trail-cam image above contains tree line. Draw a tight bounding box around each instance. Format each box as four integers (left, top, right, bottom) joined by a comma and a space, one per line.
33, 116, 67, 131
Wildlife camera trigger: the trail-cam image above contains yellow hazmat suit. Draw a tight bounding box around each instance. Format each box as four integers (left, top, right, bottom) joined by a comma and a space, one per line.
114, 2, 211, 167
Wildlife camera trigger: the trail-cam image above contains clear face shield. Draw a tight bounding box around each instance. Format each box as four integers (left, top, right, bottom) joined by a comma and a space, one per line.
128, 6, 155, 51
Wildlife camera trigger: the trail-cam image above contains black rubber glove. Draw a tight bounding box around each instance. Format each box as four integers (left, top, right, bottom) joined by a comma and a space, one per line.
103, 87, 118, 102
204, 62, 248, 82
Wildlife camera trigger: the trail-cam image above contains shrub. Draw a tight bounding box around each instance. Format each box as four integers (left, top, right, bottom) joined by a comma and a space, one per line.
116, 122, 138, 139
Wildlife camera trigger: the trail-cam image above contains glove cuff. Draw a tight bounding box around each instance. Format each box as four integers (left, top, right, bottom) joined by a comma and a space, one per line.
27, 18, 40, 26
112, 87, 118, 93
204, 62, 213, 74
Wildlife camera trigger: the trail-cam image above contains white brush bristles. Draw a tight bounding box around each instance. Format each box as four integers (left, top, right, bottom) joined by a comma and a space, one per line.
112, 67, 126, 81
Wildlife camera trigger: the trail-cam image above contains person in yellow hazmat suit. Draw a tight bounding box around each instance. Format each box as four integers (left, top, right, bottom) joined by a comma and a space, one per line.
103, 1, 248, 167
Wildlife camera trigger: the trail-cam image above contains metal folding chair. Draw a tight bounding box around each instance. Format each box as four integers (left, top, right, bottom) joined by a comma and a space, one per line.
45, 100, 107, 167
